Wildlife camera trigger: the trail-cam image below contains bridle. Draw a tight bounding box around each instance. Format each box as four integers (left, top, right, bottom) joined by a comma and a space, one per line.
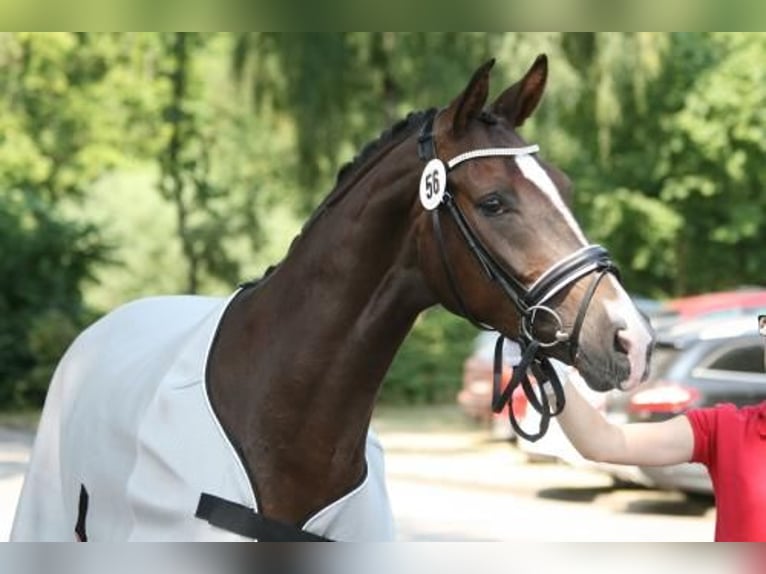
418, 110, 620, 441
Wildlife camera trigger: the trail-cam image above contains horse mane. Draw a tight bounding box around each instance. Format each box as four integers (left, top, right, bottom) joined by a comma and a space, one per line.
239, 108, 436, 288
328, 107, 494, 207
279, 108, 435, 248
305, 107, 500, 228
334, 108, 436, 190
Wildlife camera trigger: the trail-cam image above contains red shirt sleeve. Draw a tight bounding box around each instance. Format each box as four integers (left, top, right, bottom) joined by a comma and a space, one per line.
685, 403, 737, 466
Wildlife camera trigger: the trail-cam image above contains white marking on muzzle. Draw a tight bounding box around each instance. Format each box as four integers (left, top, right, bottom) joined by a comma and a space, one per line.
603, 275, 654, 390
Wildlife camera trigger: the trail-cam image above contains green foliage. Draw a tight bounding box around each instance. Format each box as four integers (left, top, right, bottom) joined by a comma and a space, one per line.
585, 188, 682, 297
156, 33, 241, 293
235, 33, 506, 212
555, 32, 766, 295
13, 309, 82, 407
381, 308, 477, 405
0, 33, 167, 199
0, 192, 103, 407
656, 33, 766, 291
7, 33, 766, 409
0, 33, 156, 407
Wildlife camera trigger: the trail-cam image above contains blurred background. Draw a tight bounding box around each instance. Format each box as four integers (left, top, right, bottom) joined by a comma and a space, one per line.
3, 33, 766, 541
5, 32, 766, 412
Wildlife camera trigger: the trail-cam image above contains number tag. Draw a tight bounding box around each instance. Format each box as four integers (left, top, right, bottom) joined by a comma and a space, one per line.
419, 159, 447, 210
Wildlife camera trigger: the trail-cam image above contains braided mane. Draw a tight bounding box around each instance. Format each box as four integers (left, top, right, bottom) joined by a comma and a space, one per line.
295, 108, 435, 237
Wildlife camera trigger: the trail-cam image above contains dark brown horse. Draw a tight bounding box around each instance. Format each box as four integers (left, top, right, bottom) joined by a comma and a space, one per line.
12, 55, 653, 541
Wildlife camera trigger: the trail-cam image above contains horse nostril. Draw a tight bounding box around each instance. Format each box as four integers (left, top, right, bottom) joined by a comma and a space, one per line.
615, 329, 632, 356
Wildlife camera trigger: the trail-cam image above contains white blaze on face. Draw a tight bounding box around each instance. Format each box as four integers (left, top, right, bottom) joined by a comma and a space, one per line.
514, 154, 588, 245
514, 154, 653, 389
604, 278, 654, 390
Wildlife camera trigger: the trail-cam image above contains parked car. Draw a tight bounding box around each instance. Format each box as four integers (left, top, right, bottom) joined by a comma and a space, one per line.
651, 288, 766, 332
621, 314, 766, 495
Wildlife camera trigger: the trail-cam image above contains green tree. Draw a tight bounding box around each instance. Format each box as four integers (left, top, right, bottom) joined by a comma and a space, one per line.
659, 33, 766, 291
548, 33, 683, 297
0, 195, 98, 405
0, 33, 161, 406
154, 32, 295, 294
233, 33, 510, 212
158, 32, 234, 293
567, 33, 766, 295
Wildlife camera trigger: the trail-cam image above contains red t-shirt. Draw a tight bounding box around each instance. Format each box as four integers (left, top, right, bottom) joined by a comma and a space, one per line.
686, 402, 766, 541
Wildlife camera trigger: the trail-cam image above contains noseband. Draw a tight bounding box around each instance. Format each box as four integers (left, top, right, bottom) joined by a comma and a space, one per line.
418, 111, 620, 441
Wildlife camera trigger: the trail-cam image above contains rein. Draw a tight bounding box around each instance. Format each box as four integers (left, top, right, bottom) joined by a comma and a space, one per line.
418, 111, 620, 441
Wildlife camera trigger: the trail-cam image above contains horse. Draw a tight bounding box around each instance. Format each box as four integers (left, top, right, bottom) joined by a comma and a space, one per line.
11, 55, 654, 541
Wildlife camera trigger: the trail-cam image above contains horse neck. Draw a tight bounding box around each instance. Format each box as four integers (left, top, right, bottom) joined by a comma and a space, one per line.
267, 165, 434, 405
208, 136, 436, 521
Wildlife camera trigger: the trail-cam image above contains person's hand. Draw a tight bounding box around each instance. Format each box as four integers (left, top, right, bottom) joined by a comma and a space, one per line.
563, 365, 586, 387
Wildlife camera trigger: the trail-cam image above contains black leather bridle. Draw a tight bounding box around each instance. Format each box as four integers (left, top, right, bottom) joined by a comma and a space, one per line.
418, 110, 620, 441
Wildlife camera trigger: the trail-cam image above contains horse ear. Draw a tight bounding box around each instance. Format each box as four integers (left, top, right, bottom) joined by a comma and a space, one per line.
491, 54, 548, 127
443, 58, 495, 136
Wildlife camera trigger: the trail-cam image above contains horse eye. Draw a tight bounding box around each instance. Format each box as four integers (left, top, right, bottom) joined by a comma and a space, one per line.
477, 194, 507, 217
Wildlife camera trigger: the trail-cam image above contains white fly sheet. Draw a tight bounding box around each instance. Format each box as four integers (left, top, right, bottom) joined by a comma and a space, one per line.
11, 292, 395, 541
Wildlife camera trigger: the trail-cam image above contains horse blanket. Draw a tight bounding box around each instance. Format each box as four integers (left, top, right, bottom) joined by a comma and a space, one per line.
11, 292, 395, 541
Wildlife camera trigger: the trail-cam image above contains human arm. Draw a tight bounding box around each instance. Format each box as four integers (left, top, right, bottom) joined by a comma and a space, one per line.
554, 367, 695, 467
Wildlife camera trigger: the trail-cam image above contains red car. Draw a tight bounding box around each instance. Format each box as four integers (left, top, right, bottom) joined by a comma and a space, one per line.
653, 288, 766, 330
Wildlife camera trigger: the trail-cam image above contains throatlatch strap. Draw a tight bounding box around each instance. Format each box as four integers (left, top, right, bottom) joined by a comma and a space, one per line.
195, 493, 331, 542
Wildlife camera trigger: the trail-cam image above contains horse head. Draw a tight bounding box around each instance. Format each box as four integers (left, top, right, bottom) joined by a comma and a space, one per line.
415, 56, 654, 392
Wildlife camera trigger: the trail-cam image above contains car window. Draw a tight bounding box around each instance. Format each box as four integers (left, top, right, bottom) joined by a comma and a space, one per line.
647, 345, 681, 380
704, 344, 765, 373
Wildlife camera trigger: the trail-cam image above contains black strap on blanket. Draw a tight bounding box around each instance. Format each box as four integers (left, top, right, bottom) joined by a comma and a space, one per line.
195, 492, 331, 542
75, 484, 89, 542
